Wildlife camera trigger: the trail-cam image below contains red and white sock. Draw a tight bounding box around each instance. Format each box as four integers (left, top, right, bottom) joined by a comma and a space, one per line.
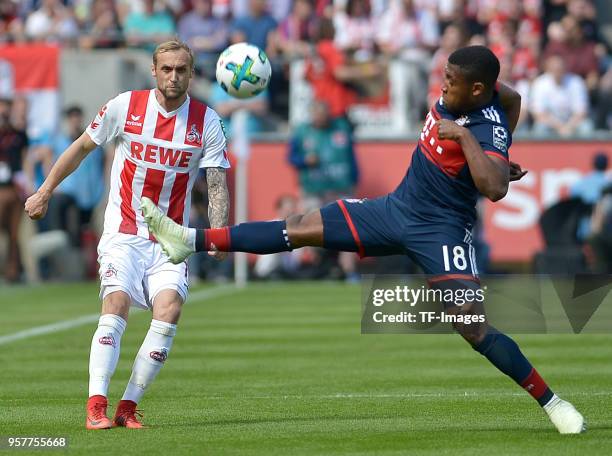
122, 319, 176, 403
88, 314, 127, 397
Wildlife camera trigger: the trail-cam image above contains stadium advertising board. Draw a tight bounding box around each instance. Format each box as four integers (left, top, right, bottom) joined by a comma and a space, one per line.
246, 142, 612, 263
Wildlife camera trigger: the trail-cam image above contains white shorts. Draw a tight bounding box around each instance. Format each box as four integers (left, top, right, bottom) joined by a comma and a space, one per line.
97, 233, 189, 310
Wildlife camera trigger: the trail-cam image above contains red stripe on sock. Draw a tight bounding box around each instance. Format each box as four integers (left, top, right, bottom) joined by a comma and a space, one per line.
520, 368, 549, 400
204, 227, 230, 251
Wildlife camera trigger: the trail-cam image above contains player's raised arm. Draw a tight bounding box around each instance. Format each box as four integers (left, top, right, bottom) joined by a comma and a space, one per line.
496, 82, 528, 182
496, 81, 521, 134
205, 167, 230, 260
198, 109, 231, 260
24, 131, 98, 219
437, 119, 509, 202
206, 167, 229, 229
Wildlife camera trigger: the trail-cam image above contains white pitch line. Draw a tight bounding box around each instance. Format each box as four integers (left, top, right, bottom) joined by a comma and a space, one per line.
0, 314, 101, 346
0, 285, 238, 346
194, 391, 612, 400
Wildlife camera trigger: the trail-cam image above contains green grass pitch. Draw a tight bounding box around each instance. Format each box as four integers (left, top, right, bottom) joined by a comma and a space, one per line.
1, 282, 611, 455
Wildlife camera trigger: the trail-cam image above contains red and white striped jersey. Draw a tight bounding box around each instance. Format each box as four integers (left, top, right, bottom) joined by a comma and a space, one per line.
86, 89, 230, 239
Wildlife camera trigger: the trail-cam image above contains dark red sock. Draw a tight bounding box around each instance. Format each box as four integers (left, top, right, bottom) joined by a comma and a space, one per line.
521, 368, 554, 406
474, 330, 555, 407
196, 221, 292, 254
197, 227, 231, 251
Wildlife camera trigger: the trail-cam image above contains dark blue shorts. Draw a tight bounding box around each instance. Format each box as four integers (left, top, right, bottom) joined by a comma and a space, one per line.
320, 195, 479, 281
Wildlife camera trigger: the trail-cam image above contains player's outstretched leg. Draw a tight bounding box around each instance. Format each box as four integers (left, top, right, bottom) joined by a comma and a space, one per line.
141, 197, 195, 263
442, 285, 586, 434
472, 327, 585, 434
141, 197, 328, 264
87, 308, 128, 429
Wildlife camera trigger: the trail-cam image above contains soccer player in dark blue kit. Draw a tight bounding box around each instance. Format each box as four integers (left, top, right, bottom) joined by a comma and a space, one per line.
142, 46, 585, 433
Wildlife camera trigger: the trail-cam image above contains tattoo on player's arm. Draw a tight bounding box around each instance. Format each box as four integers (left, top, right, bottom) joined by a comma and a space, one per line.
206, 167, 229, 229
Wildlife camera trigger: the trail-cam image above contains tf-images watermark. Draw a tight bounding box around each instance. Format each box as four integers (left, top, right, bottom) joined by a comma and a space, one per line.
361, 274, 612, 334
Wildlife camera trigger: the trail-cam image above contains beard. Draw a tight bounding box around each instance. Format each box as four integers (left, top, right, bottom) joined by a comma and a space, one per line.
160, 84, 187, 100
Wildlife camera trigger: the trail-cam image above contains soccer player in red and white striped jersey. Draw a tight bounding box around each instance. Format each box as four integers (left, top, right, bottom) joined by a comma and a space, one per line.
25, 40, 230, 429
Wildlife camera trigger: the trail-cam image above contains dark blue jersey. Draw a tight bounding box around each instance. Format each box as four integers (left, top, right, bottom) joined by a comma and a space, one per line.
392, 93, 511, 226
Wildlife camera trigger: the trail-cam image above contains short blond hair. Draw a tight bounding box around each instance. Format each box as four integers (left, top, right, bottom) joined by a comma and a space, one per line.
153, 40, 195, 68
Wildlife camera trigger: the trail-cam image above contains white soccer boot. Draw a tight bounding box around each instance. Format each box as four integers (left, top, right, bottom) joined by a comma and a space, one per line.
544, 395, 586, 434
141, 197, 194, 264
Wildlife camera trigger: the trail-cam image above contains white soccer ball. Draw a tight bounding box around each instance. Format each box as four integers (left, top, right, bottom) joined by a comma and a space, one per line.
215, 42, 272, 99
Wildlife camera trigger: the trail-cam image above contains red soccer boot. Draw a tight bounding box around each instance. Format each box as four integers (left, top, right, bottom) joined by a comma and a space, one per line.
112, 400, 144, 429
86, 395, 112, 430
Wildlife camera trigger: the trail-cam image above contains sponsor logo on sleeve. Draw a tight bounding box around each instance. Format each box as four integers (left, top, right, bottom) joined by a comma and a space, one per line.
90, 104, 108, 130
493, 126, 508, 153
219, 119, 228, 139
103, 263, 117, 278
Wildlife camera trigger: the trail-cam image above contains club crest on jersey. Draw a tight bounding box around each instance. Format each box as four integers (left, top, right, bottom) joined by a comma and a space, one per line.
99, 334, 116, 347
186, 124, 201, 145
104, 263, 117, 278
150, 348, 168, 363
493, 126, 508, 153
455, 115, 470, 126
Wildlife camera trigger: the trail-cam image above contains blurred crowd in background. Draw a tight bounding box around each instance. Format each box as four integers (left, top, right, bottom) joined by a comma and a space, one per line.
0, 0, 611, 284
0, 0, 610, 133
